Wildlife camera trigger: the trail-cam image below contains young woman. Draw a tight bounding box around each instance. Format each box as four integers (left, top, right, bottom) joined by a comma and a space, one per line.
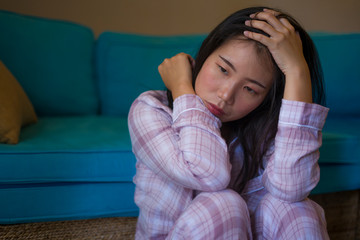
128, 6, 330, 239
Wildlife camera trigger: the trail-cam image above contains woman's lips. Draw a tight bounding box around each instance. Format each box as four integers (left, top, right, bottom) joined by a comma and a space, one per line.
204, 101, 225, 117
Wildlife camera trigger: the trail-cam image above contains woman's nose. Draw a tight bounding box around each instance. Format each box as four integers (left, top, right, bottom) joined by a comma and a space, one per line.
217, 81, 235, 105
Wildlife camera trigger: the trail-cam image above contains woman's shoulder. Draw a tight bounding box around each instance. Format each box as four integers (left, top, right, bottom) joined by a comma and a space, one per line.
130, 90, 171, 116
136, 90, 168, 105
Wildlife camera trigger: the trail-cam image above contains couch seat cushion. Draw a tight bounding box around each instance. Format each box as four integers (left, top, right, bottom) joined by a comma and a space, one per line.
0, 116, 138, 223
0, 116, 135, 184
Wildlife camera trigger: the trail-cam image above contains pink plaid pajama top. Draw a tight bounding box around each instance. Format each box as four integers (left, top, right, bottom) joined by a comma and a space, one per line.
128, 90, 329, 239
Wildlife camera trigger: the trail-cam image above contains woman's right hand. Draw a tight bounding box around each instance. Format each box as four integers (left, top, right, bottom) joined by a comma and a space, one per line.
158, 53, 195, 100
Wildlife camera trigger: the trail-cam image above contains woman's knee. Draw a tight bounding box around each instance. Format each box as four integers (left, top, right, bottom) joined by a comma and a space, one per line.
198, 189, 248, 213
168, 189, 252, 239
253, 193, 329, 239
255, 193, 326, 223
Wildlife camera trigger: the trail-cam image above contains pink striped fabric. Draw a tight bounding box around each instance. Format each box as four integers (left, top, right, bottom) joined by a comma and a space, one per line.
128, 90, 330, 239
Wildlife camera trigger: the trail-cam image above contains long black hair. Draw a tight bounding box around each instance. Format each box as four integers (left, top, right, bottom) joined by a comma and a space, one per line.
167, 6, 325, 193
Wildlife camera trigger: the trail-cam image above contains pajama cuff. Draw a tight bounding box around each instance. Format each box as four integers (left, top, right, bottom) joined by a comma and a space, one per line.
279, 99, 329, 130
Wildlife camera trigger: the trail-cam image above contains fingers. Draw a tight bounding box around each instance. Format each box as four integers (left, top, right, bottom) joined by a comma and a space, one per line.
158, 53, 196, 99
261, 9, 293, 31
186, 54, 196, 69
243, 30, 272, 46
279, 18, 295, 31
246, 10, 294, 35
263, 8, 280, 16
244, 9, 297, 48
158, 52, 194, 88
248, 12, 285, 33
161, 53, 194, 67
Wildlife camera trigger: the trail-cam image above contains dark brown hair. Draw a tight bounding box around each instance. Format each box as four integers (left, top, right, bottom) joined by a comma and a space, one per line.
167, 6, 325, 192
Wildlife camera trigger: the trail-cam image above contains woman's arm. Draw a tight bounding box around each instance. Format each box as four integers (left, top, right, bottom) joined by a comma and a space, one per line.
244, 9, 329, 201
129, 53, 230, 191
262, 100, 329, 202
128, 91, 231, 192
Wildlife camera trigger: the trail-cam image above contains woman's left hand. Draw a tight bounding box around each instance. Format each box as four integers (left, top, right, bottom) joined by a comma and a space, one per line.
244, 9, 307, 77
244, 9, 313, 103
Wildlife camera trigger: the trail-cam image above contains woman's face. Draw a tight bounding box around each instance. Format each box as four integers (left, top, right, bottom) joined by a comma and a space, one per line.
195, 38, 274, 122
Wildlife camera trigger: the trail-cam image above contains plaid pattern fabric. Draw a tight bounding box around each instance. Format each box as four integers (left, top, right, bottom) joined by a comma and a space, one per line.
253, 193, 329, 240
129, 91, 330, 239
262, 99, 329, 202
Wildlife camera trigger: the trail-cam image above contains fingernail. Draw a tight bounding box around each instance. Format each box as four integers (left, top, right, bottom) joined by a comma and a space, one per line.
245, 20, 250, 26
250, 13, 255, 18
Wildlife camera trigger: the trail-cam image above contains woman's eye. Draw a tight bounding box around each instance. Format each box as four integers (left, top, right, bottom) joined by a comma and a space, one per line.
218, 65, 228, 75
244, 86, 256, 94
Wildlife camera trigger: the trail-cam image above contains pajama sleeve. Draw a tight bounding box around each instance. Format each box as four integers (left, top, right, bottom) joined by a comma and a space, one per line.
262, 99, 329, 202
128, 91, 231, 192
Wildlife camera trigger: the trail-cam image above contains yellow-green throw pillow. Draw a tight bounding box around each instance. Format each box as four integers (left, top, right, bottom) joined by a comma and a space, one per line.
0, 61, 37, 144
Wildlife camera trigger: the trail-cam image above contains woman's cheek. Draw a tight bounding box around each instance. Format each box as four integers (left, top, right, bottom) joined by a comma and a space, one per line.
241, 94, 266, 113
196, 68, 217, 93
204, 68, 221, 89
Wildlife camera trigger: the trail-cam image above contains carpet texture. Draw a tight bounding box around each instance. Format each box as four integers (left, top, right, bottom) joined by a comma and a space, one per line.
0, 217, 137, 240
1, 190, 359, 240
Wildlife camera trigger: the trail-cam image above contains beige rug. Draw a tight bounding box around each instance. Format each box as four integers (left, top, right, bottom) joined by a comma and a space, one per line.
1, 190, 360, 239
0, 217, 137, 240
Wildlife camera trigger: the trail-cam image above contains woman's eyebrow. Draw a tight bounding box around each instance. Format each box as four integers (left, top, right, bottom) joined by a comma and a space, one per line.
219, 55, 236, 72
245, 78, 267, 89
219, 55, 267, 89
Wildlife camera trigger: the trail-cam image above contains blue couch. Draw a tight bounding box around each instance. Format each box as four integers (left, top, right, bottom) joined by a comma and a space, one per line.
0, 10, 359, 224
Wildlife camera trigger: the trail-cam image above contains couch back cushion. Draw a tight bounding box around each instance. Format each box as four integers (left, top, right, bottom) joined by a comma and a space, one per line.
311, 33, 360, 117
97, 32, 360, 118
96, 32, 205, 116
0, 10, 99, 116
